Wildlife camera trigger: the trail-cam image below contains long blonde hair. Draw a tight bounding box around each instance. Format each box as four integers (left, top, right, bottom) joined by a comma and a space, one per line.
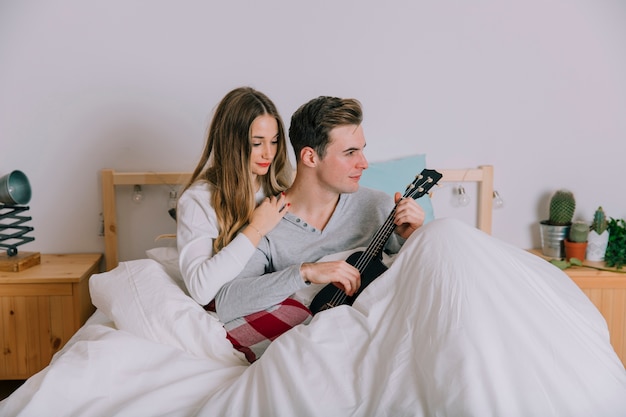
184, 87, 293, 252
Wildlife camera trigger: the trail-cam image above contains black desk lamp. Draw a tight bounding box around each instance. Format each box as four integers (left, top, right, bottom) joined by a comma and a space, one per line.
0, 170, 39, 271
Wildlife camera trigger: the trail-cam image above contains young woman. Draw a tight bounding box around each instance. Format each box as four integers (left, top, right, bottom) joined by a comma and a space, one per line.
177, 87, 293, 306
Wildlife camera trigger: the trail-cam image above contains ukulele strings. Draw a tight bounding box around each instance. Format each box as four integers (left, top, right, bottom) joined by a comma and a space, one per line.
325, 175, 429, 308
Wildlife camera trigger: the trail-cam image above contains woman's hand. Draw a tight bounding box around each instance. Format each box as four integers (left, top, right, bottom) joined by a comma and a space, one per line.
245, 193, 289, 244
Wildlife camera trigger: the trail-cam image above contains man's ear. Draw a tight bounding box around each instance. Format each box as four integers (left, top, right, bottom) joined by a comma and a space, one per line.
300, 146, 317, 167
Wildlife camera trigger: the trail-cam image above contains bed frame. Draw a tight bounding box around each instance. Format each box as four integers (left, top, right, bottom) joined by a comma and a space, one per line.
101, 165, 494, 271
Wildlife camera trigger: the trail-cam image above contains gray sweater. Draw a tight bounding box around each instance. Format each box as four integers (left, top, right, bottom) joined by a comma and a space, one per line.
215, 187, 404, 323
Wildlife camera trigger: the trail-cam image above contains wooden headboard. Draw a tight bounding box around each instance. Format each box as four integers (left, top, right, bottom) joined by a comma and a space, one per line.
101, 165, 494, 271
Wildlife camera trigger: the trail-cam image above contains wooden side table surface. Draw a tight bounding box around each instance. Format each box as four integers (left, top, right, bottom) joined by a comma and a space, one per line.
0, 253, 102, 283
0, 253, 102, 380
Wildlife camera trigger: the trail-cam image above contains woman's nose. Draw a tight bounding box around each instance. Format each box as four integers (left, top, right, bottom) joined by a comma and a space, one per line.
262, 143, 274, 159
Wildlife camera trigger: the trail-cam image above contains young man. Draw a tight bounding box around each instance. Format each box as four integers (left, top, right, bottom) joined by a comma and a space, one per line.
214, 96, 425, 325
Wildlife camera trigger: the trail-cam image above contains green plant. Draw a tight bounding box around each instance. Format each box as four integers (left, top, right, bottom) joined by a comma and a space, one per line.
549, 257, 626, 274
605, 218, 626, 269
568, 221, 589, 243
548, 189, 575, 226
590, 206, 608, 234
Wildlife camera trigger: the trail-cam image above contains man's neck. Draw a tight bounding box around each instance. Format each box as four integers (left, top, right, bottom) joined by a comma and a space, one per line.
285, 177, 340, 231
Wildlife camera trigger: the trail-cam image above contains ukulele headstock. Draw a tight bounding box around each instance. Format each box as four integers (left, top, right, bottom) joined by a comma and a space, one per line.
404, 169, 442, 200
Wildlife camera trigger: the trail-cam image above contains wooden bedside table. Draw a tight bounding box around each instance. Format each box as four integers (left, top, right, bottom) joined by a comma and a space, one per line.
0, 253, 102, 380
529, 249, 626, 368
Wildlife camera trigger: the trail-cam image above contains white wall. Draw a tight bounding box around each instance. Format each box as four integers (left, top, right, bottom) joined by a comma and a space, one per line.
1, 0, 625, 261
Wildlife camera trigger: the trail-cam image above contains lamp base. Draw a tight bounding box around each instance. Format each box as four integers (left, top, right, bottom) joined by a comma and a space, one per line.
0, 251, 41, 272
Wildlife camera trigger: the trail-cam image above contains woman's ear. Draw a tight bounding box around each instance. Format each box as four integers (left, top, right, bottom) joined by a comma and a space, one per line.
300, 147, 317, 167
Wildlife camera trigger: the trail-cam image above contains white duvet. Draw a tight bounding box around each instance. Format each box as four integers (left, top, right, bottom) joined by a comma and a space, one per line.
2, 218, 625, 416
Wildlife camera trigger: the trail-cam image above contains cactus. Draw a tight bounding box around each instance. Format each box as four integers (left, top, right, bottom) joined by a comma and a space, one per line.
590, 206, 608, 234
568, 221, 589, 242
548, 190, 575, 226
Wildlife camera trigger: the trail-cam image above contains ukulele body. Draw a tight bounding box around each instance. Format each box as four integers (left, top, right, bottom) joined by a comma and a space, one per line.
309, 251, 388, 315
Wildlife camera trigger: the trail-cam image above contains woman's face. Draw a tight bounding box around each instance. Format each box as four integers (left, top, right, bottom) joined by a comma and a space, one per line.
249, 114, 279, 181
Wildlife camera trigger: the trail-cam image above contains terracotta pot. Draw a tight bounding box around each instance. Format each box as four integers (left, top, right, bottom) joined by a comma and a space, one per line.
564, 239, 588, 262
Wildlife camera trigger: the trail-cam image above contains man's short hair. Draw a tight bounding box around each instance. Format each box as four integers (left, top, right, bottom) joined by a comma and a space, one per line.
289, 96, 362, 160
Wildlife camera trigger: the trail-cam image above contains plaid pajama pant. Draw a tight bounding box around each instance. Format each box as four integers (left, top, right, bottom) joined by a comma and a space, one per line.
221, 298, 312, 363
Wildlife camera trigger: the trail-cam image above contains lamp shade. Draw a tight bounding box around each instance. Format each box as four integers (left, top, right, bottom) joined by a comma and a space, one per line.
0, 170, 32, 205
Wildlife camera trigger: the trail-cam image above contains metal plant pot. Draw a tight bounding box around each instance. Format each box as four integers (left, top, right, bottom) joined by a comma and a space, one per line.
539, 221, 571, 258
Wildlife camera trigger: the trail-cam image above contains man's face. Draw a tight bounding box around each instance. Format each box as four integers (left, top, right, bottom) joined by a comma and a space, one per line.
316, 124, 368, 195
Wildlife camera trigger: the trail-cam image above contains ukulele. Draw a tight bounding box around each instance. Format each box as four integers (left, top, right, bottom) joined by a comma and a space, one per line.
308, 168, 442, 315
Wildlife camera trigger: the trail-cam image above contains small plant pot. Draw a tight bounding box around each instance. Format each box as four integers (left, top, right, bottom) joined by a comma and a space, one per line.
586, 230, 609, 262
539, 221, 571, 258
564, 239, 588, 262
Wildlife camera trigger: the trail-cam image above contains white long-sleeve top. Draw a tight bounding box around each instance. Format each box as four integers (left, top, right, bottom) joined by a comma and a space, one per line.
177, 181, 264, 305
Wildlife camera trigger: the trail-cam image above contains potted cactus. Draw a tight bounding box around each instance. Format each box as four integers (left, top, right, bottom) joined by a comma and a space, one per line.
586, 206, 609, 262
564, 221, 589, 261
539, 189, 575, 258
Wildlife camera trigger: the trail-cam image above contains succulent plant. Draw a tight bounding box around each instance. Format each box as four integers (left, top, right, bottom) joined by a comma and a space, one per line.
548, 189, 575, 226
568, 221, 589, 243
590, 206, 608, 234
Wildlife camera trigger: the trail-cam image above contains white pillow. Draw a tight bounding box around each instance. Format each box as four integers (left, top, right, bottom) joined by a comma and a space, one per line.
89, 258, 246, 365
146, 246, 184, 282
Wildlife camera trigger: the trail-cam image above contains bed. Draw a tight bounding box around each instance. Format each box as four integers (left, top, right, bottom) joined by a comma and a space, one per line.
2, 163, 626, 417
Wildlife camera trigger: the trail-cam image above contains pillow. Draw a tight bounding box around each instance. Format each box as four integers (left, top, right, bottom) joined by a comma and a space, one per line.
146, 246, 184, 282
89, 259, 247, 366
359, 154, 435, 224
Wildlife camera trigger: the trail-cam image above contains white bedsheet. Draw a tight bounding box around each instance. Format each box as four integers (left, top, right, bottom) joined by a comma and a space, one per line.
2, 218, 625, 416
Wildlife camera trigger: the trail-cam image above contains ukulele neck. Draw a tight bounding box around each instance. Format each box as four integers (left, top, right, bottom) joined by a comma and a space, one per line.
355, 207, 398, 273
